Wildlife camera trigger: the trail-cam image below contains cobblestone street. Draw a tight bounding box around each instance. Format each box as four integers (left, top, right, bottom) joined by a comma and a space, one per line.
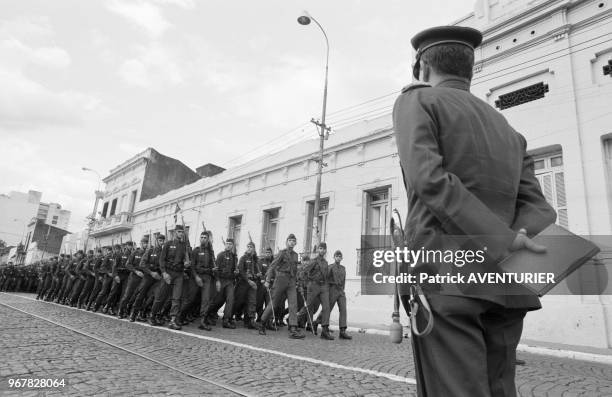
1, 293, 611, 396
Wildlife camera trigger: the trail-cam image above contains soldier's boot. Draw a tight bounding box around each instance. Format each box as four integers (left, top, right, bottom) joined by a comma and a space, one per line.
148, 312, 160, 326
245, 316, 256, 329
129, 310, 137, 322
168, 316, 182, 330
265, 319, 276, 331
288, 326, 305, 339
178, 313, 189, 326
186, 313, 194, 323
320, 325, 335, 340
222, 319, 236, 329
339, 327, 352, 340
198, 318, 212, 331
137, 312, 148, 322
101, 304, 109, 314
257, 322, 267, 335
108, 306, 117, 316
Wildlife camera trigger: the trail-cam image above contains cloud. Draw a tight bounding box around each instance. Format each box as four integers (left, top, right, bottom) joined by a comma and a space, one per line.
2, 38, 71, 69
0, 39, 109, 128
118, 42, 183, 89
106, 0, 171, 38
0, 16, 54, 40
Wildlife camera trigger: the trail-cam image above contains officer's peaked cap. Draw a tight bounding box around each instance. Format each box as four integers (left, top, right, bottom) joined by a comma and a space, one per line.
411, 26, 482, 79
411, 25, 482, 53
157, 234, 166, 240
287, 233, 297, 241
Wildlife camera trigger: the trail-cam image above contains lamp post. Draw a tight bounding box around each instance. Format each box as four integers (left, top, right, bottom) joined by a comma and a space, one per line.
82, 167, 104, 251
298, 10, 331, 253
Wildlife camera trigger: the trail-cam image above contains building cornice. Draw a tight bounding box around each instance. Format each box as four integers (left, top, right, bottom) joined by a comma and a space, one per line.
133, 125, 395, 216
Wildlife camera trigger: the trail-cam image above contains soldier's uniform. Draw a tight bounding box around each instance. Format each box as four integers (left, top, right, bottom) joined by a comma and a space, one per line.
93, 247, 116, 312
118, 238, 148, 318
191, 232, 216, 330
299, 243, 333, 339
255, 248, 272, 321
68, 252, 88, 306
135, 234, 165, 323
58, 255, 77, 304
150, 227, 189, 329
234, 243, 258, 328
258, 234, 304, 339
205, 241, 238, 329
77, 251, 97, 308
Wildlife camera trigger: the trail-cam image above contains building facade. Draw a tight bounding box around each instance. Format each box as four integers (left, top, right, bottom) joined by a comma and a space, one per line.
37, 202, 71, 230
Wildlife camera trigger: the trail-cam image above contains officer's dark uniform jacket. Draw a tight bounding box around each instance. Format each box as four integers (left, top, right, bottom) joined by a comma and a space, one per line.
76, 258, 90, 278
160, 239, 188, 273
140, 246, 162, 273
266, 249, 298, 283
214, 250, 237, 280
66, 259, 78, 277
126, 248, 145, 274
393, 78, 556, 310
192, 244, 215, 276
304, 256, 329, 284
238, 253, 257, 282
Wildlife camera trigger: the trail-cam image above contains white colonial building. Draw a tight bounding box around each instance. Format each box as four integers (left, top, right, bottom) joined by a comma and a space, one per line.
77, 0, 612, 348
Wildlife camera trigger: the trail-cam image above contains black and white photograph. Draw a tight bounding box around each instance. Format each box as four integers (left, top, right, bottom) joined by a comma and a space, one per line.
1, 0, 611, 395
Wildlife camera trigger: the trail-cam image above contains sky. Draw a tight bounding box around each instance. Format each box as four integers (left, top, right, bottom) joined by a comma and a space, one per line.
0, 0, 476, 232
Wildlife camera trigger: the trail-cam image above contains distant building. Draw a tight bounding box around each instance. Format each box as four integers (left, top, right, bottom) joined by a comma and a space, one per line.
22, 219, 70, 264
37, 202, 71, 229
88, 148, 203, 246
0, 190, 41, 246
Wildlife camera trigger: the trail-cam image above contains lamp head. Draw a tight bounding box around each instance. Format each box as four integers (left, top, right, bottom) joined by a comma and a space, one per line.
297, 11, 311, 25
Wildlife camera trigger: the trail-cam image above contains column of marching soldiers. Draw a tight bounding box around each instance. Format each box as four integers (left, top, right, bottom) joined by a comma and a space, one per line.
0, 227, 352, 341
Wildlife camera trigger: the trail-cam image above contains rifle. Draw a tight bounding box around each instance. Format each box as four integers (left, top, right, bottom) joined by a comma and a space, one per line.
389, 209, 404, 344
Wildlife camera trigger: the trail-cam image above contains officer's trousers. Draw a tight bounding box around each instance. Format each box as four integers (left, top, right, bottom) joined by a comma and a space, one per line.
261, 273, 298, 327
95, 275, 113, 308
77, 276, 95, 305
411, 294, 526, 397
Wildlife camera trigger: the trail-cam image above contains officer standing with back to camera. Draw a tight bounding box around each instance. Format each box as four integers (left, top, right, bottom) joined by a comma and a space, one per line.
393, 25, 556, 396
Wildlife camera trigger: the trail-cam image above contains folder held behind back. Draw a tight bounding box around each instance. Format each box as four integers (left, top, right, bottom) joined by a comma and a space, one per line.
498, 223, 600, 296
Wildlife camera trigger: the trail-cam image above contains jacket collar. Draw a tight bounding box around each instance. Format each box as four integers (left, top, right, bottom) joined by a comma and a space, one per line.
435, 77, 471, 91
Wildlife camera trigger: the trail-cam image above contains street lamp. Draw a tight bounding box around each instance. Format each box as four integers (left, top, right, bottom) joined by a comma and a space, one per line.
82, 167, 101, 192
298, 10, 331, 253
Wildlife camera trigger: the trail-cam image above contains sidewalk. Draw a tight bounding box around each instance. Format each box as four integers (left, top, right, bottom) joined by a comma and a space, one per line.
340, 321, 612, 365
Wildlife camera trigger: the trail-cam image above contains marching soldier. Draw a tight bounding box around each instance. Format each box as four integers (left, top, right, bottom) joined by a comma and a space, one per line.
118, 237, 148, 319
93, 246, 116, 312
204, 239, 238, 329
191, 231, 216, 331
78, 249, 98, 309
299, 243, 333, 340
149, 226, 190, 330
134, 234, 164, 323
256, 247, 272, 322
59, 252, 80, 305
258, 234, 304, 339
68, 250, 89, 306
234, 241, 259, 329
36, 259, 52, 300
106, 242, 132, 315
